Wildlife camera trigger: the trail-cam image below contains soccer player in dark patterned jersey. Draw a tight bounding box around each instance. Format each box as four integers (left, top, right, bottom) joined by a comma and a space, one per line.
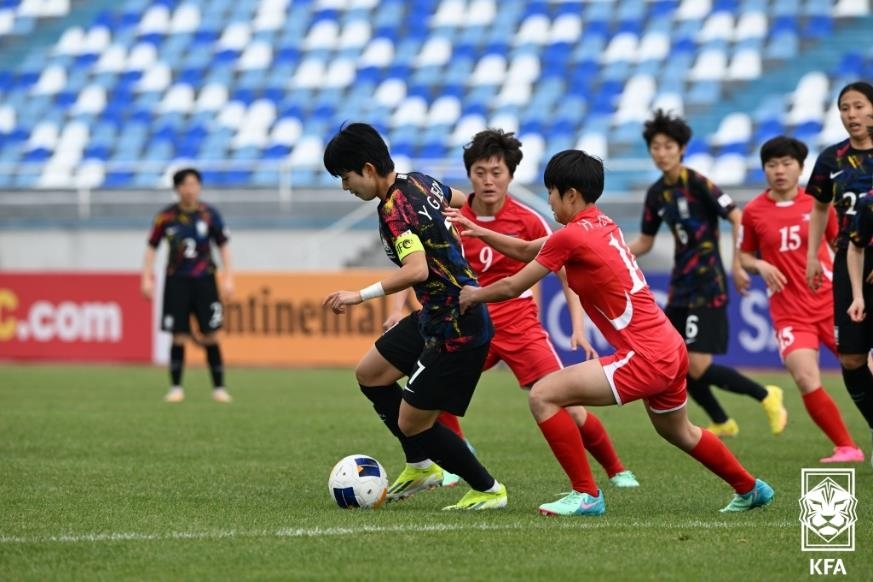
808, 82, 873, 464
740, 136, 864, 463
142, 168, 234, 403
628, 110, 787, 438
387, 129, 639, 490
321, 123, 507, 510
457, 150, 773, 516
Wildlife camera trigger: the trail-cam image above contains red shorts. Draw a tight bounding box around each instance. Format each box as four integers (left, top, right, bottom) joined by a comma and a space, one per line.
774, 316, 836, 361
485, 304, 562, 388
600, 347, 688, 413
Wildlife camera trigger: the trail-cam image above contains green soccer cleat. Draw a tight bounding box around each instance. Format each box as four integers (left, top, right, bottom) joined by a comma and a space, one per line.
442, 483, 508, 510
538, 490, 605, 516
720, 479, 774, 513
386, 464, 444, 502
609, 470, 640, 488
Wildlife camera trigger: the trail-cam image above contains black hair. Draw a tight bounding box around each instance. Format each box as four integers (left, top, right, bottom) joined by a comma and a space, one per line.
642, 109, 692, 147
759, 136, 808, 167
323, 122, 395, 177
172, 167, 202, 188
837, 81, 873, 108
462, 128, 523, 176
543, 150, 604, 204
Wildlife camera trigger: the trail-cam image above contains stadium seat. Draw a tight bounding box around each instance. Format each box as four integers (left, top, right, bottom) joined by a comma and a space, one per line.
710, 112, 752, 146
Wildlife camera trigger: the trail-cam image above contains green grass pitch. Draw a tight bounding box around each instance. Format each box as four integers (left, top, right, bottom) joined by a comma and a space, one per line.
1, 364, 871, 581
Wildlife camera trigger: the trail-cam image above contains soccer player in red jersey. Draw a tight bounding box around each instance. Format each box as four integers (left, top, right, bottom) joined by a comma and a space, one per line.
628, 110, 787, 438
142, 168, 234, 403
739, 136, 863, 463
389, 129, 638, 489
321, 123, 507, 510
456, 150, 773, 516
807, 82, 873, 462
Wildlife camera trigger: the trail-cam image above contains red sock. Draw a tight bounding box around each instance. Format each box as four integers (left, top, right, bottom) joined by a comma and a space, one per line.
538, 409, 598, 495
689, 429, 756, 493
803, 388, 856, 448
579, 412, 625, 477
438, 412, 464, 439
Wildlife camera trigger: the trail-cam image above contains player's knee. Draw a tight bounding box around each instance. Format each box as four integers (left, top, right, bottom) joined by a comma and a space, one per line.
397, 415, 428, 437
171, 333, 189, 345
839, 354, 867, 370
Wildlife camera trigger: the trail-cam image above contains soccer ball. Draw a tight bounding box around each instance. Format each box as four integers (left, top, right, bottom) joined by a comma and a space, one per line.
328, 454, 389, 509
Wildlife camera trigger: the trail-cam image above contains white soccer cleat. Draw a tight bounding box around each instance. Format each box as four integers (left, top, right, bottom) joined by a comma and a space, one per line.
212, 388, 232, 403
164, 387, 184, 403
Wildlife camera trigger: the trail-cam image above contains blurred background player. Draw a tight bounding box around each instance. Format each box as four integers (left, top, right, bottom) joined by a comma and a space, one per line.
321, 123, 507, 510
807, 81, 873, 464
457, 149, 774, 516
628, 110, 786, 438
739, 136, 864, 463
387, 129, 639, 489
141, 168, 234, 403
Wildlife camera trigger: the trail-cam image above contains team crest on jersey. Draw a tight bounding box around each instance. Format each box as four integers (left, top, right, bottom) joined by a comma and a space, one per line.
196, 220, 208, 237
677, 198, 690, 219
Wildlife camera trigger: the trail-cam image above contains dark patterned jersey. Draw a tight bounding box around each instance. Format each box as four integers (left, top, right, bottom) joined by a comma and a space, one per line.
147, 202, 229, 278
807, 139, 873, 251
850, 195, 873, 250
378, 172, 492, 351
641, 167, 736, 309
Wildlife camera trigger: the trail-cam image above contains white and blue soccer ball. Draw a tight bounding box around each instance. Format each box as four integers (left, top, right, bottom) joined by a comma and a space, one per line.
328, 454, 389, 509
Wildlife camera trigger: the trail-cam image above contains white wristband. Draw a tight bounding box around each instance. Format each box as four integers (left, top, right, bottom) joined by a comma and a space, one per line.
359, 282, 385, 301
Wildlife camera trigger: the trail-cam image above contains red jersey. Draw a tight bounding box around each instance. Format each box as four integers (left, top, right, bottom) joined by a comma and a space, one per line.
461, 193, 551, 327
535, 206, 682, 361
740, 190, 838, 324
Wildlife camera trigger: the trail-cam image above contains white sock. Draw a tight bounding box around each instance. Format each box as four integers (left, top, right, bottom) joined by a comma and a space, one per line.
485, 480, 501, 493
409, 460, 433, 469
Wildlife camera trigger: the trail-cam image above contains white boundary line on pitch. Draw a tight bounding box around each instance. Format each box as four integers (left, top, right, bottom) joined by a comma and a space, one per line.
0, 520, 796, 545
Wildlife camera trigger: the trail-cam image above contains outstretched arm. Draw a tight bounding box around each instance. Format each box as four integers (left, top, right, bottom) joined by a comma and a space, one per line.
323, 251, 428, 314
627, 234, 654, 258
459, 261, 551, 313
446, 208, 545, 262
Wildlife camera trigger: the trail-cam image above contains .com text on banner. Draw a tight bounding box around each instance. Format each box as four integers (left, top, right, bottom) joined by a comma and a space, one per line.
0, 272, 152, 362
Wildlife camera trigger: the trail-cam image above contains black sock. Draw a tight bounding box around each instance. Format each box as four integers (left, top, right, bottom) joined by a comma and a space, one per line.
360, 385, 428, 463
841, 365, 873, 430
170, 344, 184, 386
408, 423, 495, 491
205, 344, 224, 388
686, 376, 729, 423
700, 364, 768, 401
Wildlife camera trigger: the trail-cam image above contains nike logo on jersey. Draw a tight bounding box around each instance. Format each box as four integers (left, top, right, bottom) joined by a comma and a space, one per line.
830, 170, 845, 179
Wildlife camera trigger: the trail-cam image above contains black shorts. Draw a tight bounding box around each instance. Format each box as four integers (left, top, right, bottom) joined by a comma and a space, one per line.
832, 248, 873, 355
665, 305, 728, 354
375, 312, 489, 416
161, 275, 223, 334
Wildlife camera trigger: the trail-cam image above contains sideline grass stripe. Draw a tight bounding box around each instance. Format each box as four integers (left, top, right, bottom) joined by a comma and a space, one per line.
0, 519, 796, 545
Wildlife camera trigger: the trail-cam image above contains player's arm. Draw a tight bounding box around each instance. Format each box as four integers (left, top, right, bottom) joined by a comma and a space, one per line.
448, 188, 467, 209
739, 249, 787, 293
847, 242, 866, 322
141, 245, 157, 299
445, 208, 544, 261
215, 243, 234, 298
727, 208, 751, 295
806, 199, 831, 292
556, 267, 597, 359
383, 287, 412, 330
323, 235, 429, 314
627, 234, 654, 258
459, 260, 550, 313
